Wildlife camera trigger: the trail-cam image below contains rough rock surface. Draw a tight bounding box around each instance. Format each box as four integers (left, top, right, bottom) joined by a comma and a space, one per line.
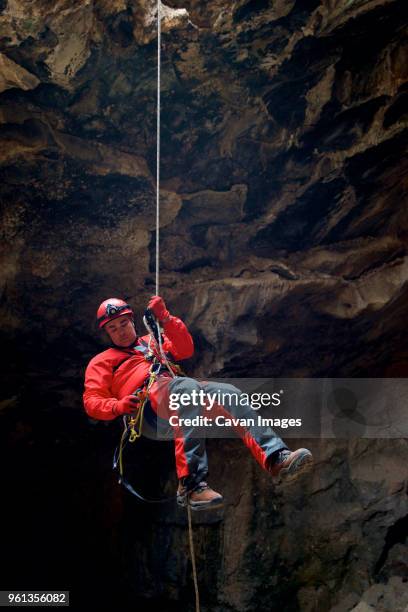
0, 1, 407, 611
0, 0, 407, 377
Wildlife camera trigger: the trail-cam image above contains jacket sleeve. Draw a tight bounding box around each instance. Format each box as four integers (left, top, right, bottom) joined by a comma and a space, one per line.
83, 357, 120, 421
161, 315, 194, 361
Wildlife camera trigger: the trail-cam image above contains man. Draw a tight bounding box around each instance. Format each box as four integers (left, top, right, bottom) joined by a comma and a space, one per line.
83, 296, 313, 510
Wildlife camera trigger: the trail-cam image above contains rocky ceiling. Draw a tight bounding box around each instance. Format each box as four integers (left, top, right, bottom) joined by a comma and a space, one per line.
0, 0, 407, 381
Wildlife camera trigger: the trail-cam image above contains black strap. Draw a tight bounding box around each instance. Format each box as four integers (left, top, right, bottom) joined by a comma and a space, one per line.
112, 429, 175, 505
112, 355, 134, 373
111, 341, 151, 373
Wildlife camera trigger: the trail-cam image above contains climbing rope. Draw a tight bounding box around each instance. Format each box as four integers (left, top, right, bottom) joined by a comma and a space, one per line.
127, 368, 157, 442
187, 505, 200, 612
156, 0, 161, 295
155, 4, 200, 610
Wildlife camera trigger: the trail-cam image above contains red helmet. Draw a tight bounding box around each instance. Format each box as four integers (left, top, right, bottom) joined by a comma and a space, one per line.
96, 298, 134, 329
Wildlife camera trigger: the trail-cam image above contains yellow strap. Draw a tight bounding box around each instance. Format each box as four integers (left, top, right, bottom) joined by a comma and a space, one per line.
128, 369, 158, 442
117, 369, 157, 477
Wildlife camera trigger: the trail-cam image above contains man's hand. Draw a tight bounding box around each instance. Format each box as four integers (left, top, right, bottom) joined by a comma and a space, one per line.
148, 295, 171, 323
114, 395, 141, 416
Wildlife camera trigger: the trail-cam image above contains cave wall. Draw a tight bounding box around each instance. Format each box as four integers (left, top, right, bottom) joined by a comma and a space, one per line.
0, 0, 407, 377
0, 1, 407, 611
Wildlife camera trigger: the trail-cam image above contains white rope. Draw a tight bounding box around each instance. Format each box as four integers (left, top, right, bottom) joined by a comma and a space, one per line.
155, 0, 161, 296
187, 505, 200, 612
154, 9, 200, 612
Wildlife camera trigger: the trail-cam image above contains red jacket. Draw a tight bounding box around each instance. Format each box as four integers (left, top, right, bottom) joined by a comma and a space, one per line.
83, 315, 194, 420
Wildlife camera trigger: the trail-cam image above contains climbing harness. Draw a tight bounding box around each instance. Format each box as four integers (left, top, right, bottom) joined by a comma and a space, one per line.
112, 308, 177, 504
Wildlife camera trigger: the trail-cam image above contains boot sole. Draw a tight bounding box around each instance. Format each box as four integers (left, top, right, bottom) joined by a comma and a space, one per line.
278, 451, 313, 483
177, 496, 224, 512
189, 497, 224, 511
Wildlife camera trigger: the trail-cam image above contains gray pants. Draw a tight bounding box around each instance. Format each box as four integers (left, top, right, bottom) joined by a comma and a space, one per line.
145, 376, 288, 488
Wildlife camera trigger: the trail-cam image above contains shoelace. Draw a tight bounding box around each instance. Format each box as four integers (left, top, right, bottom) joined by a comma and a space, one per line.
277, 450, 292, 464
193, 481, 209, 494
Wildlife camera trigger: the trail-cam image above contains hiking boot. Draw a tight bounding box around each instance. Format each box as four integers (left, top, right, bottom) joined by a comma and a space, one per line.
177, 480, 224, 511
267, 448, 313, 481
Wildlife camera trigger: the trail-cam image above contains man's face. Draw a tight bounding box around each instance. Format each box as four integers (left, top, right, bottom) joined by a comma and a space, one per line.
104, 315, 137, 347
